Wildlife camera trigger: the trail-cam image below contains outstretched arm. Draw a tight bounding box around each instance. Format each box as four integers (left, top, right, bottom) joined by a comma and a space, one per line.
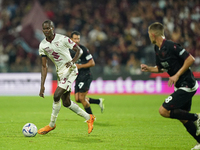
39, 56, 48, 98
141, 64, 164, 73
76, 59, 95, 69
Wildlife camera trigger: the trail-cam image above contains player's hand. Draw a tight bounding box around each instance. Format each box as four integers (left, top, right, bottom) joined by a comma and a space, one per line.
39, 86, 45, 98
65, 61, 74, 68
168, 75, 179, 87
76, 64, 81, 69
141, 64, 149, 72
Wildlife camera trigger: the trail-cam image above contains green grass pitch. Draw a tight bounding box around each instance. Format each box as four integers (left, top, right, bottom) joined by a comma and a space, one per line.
0, 94, 200, 150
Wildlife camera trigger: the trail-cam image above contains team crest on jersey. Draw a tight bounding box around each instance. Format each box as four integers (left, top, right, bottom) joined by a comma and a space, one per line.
174, 45, 176, 49
54, 42, 59, 47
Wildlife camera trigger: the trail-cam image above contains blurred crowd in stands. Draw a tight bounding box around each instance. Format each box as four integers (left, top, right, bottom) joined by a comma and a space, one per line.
0, 0, 200, 76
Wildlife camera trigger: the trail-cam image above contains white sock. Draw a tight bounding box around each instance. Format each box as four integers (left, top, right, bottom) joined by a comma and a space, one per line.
49, 101, 61, 127
68, 100, 90, 120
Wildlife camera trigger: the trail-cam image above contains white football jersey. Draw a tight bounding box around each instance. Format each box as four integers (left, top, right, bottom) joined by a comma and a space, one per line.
39, 34, 77, 76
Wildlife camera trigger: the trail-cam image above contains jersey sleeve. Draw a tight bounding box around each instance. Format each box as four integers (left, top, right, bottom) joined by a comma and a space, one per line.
63, 36, 76, 49
83, 47, 93, 61
39, 43, 46, 56
172, 43, 190, 60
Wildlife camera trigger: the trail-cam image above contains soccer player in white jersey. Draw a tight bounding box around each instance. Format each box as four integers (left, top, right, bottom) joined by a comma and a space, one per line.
37, 20, 95, 134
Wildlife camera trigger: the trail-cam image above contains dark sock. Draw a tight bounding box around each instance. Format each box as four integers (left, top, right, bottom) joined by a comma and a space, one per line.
89, 98, 100, 104
170, 109, 198, 121
85, 107, 93, 114
184, 121, 200, 143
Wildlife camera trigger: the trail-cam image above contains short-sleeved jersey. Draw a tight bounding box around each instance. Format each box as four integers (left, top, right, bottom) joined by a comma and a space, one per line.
39, 34, 77, 76
70, 44, 93, 76
155, 39, 196, 88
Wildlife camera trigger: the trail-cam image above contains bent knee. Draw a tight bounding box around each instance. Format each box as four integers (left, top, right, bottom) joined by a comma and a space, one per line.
54, 93, 61, 102
159, 106, 170, 118
75, 96, 85, 103
76, 98, 89, 107
62, 99, 71, 107
75, 98, 81, 103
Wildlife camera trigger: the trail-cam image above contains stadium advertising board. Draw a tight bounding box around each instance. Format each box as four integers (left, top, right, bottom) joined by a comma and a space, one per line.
52, 77, 200, 94
0, 73, 52, 96
1, 73, 199, 95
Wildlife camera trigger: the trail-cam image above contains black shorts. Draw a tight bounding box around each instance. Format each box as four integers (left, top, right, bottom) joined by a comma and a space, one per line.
75, 73, 92, 93
162, 89, 196, 111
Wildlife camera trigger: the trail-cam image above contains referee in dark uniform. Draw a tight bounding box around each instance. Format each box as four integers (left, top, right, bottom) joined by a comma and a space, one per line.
141, 22, 200, 150
70, 31, 105, 117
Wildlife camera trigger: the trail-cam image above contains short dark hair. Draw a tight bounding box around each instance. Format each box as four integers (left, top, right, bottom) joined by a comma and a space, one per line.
71, 31, 80, 38
148, 22, 164, 36
42, 20, 55, 28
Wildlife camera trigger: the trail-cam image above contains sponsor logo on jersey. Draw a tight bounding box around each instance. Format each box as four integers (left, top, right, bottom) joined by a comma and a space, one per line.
161, 61, 169, 68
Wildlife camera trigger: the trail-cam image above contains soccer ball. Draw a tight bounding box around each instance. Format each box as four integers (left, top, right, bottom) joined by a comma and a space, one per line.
22, 123, 37, 137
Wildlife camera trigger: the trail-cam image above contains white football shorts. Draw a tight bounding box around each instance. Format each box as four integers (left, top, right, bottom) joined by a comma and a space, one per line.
57, 66, 78, 91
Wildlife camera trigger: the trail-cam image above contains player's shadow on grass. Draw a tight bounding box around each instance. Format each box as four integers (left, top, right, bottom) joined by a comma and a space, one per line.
37, 133, 104, 143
